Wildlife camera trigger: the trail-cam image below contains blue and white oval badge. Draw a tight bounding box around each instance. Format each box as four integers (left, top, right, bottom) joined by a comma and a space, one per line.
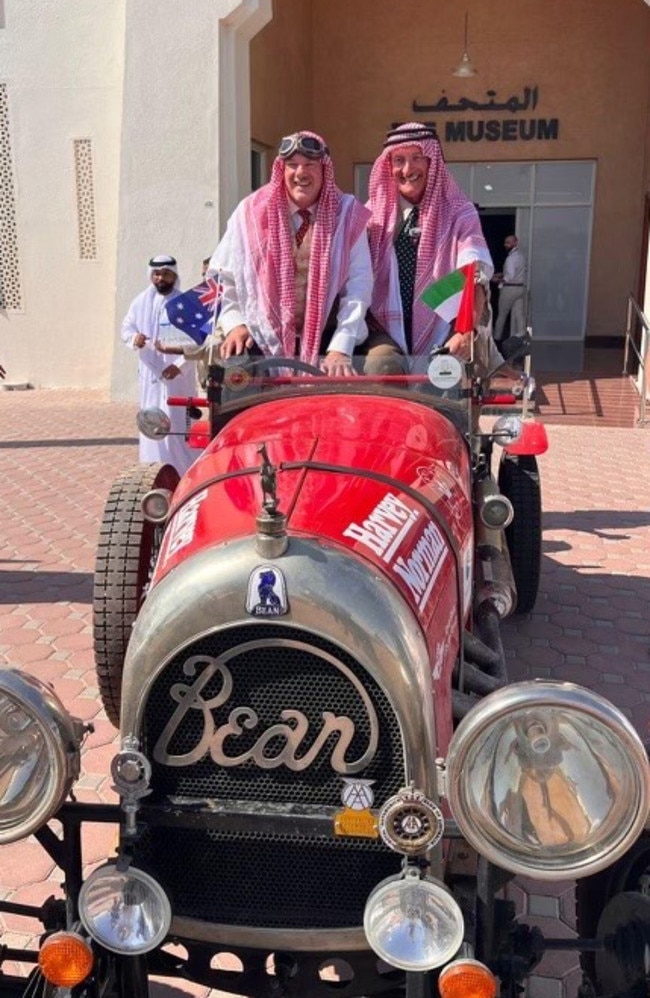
246, 565, 289, 617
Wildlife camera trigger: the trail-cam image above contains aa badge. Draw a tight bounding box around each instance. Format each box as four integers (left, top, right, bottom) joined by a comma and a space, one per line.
334, 779, 379, 839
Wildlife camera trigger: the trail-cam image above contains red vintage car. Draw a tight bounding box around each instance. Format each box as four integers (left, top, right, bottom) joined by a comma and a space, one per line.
0, 344, 648, 997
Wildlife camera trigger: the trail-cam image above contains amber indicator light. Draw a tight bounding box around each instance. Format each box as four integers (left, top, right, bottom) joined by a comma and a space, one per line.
438, 960, 497, 998
38, 931, 94, 986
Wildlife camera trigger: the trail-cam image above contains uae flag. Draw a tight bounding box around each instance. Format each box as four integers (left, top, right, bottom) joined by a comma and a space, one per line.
420, 261, 476, 333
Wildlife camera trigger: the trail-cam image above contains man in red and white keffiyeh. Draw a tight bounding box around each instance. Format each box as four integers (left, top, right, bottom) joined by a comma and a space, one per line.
367, 122, 497, 367
209, 130, 404, 376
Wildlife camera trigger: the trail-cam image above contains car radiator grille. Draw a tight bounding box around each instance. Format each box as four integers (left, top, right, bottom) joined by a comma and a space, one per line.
137, 624, 405, 928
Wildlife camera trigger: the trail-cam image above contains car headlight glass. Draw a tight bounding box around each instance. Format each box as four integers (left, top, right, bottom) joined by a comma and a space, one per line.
446, 681, 650, 880
0, 669, 81, 843
136, 407, 171, 440
491, 415, 522, 444
363, 868, 464, 971
79, 864, 171, 955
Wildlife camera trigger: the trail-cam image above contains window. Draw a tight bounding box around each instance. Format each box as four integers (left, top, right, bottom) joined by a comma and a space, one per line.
251, 143, 268, 191
73, 139, 98, 260
0, 83, 22, 309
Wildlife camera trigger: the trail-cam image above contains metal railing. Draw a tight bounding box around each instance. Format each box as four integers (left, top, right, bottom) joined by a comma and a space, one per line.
622, 294, 649, 427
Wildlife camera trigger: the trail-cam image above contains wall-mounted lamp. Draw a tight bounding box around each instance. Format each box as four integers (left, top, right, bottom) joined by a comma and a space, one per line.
453, 12, 477, 78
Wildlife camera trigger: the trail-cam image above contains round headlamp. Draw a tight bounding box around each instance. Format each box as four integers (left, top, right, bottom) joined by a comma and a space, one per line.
446, 681, 650, 880
479, 493, 514, 529
363, 868, 464, 971
136, 408, 171, 440
0, 670, 81, 843
141, 488, 172, 524
491, 415, 522, 445
79, 863, 171, 955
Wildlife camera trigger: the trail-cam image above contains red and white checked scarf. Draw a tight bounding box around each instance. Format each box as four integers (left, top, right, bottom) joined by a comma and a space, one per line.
220, 132, 369, 365
367, 122, 492, 354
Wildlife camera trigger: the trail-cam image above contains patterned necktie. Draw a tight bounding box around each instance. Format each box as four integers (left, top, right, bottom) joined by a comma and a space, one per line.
295, 209, 311, 248
395, 205, 420, 352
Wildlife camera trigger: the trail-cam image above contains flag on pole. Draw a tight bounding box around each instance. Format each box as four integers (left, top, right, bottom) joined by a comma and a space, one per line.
165, 276, 224, 345
420, 262, 476, 333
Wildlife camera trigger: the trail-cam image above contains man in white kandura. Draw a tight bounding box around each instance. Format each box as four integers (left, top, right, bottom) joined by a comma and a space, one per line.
120, 254, 197, 475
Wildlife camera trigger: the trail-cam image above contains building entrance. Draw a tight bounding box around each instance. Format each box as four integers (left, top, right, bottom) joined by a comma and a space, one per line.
478, 208, 516, 329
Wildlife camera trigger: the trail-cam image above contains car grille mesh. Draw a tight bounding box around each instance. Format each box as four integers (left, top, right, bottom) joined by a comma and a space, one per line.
137, 624, 405, 928
135, 826, 402, 928
142, 624, 404, 805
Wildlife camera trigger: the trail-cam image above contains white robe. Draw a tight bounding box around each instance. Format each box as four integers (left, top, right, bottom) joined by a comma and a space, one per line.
121, 284, 197, 475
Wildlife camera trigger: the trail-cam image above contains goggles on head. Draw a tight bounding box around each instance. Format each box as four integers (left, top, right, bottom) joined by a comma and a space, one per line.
278, 133, 329, 160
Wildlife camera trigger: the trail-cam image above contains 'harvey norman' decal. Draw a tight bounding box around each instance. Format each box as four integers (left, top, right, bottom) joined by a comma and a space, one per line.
393, 522, 447, 610
165, 488, 209, 559
343, 493, 419, 560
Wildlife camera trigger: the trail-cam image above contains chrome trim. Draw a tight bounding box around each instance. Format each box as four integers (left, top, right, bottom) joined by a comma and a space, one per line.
446, 680, 650, 879
121, 537, 438, 797
0, 669, 82, 841
169, 917, 369, 951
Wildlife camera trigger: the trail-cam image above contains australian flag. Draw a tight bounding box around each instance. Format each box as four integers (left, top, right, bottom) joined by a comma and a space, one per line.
165, 276, 223, 345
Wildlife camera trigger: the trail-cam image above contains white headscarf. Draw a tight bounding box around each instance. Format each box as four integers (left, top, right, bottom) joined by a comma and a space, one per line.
148, 254, 179, 282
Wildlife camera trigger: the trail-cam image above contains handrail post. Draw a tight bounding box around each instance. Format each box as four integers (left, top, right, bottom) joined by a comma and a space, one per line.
622, 295, 631, 376
621, 292, 649, 426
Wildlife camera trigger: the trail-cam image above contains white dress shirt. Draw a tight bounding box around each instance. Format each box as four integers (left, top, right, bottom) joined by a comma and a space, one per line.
218, 198, 373, 357
502, 246, 527, 285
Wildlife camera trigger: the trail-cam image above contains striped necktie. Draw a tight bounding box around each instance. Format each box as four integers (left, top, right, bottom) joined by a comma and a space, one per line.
295, 209, 311, 248
395, 205, 420, 352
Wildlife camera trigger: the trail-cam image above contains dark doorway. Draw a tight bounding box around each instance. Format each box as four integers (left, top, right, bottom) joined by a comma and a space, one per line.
477, 208, 516, 324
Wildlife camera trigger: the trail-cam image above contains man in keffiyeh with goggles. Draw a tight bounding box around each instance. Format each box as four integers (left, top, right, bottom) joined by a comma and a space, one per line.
208, 131, 405, 376
367, 122, 504, 372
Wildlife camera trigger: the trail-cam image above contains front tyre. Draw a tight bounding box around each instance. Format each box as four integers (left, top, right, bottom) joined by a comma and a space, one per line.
92, 463, 179, 727
498, 453, 542, 615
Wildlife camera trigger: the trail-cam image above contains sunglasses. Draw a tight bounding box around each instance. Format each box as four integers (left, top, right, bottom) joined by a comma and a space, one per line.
278, 134, 329, 160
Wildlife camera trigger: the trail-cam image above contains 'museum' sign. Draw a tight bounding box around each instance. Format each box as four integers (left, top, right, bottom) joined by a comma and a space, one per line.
404, 86, 559, 144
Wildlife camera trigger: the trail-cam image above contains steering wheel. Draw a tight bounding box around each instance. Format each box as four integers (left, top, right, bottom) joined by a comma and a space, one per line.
238, 356, 325, 378
217, 354, 325, 406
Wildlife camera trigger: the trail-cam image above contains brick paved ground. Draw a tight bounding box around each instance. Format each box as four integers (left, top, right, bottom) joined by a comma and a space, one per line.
0, 385, 648, 997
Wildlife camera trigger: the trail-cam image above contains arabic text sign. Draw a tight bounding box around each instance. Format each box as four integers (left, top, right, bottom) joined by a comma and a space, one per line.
412, 86, 539, 115
405, 85, 560, 145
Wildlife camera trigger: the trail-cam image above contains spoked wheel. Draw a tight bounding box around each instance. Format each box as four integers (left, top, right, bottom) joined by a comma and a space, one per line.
498, 453, 542, 614
576, 831, 650, 993
93, 463, 179, 727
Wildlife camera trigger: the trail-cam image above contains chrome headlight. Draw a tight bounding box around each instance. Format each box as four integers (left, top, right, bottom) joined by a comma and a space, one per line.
79, 864, 171, 955
363, 868, 464, 971
491, 415, 522, 445
141, 488, 172, 523
0, 669, 81, 843
446, 681, 650, 880
136, 408, 171, 440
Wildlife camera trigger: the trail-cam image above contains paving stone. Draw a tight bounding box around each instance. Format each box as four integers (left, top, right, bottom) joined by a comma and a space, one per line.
529, 894, 561, 918
0, 387, 649, 998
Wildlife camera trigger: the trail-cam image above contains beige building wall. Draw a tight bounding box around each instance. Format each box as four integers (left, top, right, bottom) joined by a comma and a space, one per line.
0, 0, 125, 389
0, 0, 270, 394
250, 0, 313, 153
251, 0, 650, 344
